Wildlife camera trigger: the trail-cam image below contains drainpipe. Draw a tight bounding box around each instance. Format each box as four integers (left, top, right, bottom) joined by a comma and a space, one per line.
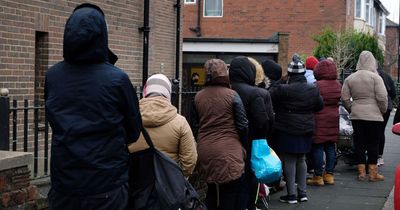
398, 2, 400, 82
140, 0, 150, 86
174, 0, 181, 80
189, 0, 202, 37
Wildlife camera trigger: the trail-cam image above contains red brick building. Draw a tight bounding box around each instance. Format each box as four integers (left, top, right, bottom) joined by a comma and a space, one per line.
385, 18, 399, 80
0, 1, 183, 175
182, 0, 388, 82
0, 0, 182, 101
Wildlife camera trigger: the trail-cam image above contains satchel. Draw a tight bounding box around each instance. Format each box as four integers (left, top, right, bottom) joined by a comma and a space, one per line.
128, 128, 205, 210
250, 139, 282, 184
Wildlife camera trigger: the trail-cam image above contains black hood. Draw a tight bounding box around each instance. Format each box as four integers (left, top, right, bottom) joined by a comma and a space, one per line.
229, 56, 256, 85
261, 59, 282, 82
63, 6, 110, 64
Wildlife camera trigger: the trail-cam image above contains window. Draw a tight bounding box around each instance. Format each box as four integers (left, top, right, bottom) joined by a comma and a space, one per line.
204, 0, 223, 17
378, 12, 385, 35
365, 0, 371, 24
371, 8, 376, 29
355, 0, 362, 18
184, 0, 196, 4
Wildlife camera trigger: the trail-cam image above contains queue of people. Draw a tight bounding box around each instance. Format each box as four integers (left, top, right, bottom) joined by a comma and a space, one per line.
45, 3, 394, 210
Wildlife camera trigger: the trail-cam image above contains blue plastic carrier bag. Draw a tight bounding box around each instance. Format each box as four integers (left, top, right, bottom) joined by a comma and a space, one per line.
251, 139, 282, 184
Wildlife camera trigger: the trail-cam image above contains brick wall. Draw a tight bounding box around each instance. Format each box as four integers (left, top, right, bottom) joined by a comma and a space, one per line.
0, 1, 181, 167
0, 0, 181, 98
183, 0, 352, 60
385, 26, 399, 79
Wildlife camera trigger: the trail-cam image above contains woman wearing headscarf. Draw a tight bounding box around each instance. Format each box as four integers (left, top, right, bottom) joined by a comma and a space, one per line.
341, 51, 388, 182
270, 54, 323, 204
194, 59, 248, 210
128, 74, 198, 178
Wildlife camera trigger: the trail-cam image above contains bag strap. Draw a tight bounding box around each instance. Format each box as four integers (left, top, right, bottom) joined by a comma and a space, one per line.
141, 127, 155, 149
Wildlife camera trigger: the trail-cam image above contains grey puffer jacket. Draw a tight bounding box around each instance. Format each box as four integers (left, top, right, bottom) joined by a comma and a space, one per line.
341, 51, 388, 122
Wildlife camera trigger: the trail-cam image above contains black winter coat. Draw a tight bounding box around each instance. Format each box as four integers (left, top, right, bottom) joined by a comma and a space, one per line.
229, 56, 274, 148
270, 74, 323, 136
45, 7, 142, 195
378, 68, 396, 111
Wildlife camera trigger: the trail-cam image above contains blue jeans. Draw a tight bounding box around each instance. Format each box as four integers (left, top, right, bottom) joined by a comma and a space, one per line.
311, 142, 336, 176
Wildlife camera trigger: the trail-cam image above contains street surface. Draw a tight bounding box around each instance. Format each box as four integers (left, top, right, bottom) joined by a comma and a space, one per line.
269, 111, 400, 210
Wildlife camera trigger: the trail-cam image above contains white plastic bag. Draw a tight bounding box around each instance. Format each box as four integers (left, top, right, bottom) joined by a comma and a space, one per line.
339, 105, 353, 136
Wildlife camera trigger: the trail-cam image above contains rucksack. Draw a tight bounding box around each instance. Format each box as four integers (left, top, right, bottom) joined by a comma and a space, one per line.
128, 127, 205, 210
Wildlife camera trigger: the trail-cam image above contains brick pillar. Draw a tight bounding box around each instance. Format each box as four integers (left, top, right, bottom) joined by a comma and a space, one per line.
278, 32, 290, 78
0, 151, 41, 210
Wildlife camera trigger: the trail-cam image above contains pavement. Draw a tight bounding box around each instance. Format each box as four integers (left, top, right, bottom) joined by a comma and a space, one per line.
268, 111, 400, 210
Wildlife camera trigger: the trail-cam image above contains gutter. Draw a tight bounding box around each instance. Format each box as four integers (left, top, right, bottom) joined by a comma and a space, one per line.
189, 0, 202, 37
174, 0, 181, 80
139, 0, 150, 86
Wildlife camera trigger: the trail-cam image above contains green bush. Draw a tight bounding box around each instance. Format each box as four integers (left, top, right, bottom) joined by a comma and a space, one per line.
313, 28, 384, 72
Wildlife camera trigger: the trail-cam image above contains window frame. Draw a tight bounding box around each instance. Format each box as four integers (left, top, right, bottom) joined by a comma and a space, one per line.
184, 0, 196, 4
378, 12, 386, 35
365, 0, 372, 25
203, 0, 223, 18
355, 0, 363, 19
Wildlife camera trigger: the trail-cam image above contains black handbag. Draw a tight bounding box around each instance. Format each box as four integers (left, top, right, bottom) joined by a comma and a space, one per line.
128, 127, 205, 210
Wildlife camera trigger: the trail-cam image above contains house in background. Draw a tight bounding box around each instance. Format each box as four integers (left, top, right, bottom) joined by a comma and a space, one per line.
385, 18, 399, 79
182, 0, 389, 84
353, 0, 389, 52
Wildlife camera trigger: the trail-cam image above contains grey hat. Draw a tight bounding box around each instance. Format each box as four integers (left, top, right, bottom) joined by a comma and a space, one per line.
288, 54, 305, 74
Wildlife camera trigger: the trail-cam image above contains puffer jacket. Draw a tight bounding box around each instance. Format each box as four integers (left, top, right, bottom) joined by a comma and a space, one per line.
45, 6, 142, 195
229, 56, 274, 146
341, 51, 388, 121
271, 74, 324, 136
194, 75, 247, 183
129, 96, 197, 177
313, 60, 342, 143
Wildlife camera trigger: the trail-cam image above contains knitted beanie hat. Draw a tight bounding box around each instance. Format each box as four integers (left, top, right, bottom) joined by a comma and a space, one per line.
144, 74, 172, 101
288, 54, 305, 74
305, 56, 319, 70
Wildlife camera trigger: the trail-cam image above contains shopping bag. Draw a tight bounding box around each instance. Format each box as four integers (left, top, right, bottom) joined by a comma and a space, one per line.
339, 104, 353, 136
251, 139, 282, 184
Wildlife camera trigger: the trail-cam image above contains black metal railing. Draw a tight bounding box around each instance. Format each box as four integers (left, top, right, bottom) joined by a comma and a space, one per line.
0, 86, 202, 178
0, 93, 49, 178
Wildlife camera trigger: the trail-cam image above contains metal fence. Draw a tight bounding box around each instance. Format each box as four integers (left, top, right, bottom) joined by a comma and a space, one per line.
0, 95, 49, 178
0, 86, 202, 178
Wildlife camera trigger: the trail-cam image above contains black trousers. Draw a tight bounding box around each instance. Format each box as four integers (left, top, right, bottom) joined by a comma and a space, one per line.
352, 120, 381, 165
378, 110, 391, 156
48, 183, 128, 210
206, 178, 241, 210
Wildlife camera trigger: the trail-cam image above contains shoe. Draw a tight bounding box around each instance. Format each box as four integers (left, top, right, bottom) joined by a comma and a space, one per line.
368, 164, 384, 181
357, 164, 366, 181
377, 157, 384, 167
279, 195, 298, 204
323, 172, 334, 185
298, 194, 308, 202
306, 175, 324, 186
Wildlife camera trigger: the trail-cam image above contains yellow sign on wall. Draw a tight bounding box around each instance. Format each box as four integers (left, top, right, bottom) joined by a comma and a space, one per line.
191, 67, 205, 86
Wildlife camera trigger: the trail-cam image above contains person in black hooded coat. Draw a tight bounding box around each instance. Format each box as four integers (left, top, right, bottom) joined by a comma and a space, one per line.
377, 65, 396, 166
45, 4, 142, 210
229, 56, 274, 210
271, 54, 323, 204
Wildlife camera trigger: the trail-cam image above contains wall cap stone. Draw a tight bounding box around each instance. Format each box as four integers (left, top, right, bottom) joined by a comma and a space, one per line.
0, 151, 33, 171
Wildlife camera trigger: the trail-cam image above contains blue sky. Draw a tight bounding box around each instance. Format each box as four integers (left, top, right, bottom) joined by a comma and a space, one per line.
382, 0, 399, 23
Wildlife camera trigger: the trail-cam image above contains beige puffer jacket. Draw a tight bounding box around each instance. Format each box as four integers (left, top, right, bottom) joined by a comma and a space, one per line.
341, 51, 388, 121
128, 96, 197, 177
